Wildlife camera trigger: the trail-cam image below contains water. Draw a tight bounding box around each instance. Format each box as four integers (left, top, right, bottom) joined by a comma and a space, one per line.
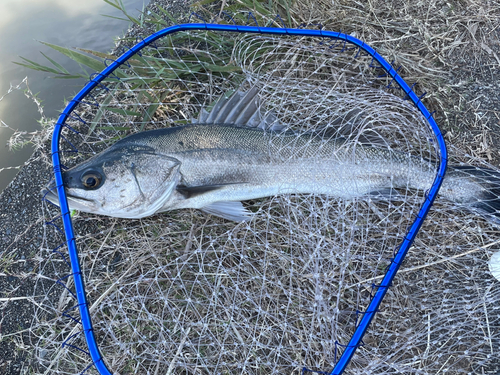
0, 0, 150, 193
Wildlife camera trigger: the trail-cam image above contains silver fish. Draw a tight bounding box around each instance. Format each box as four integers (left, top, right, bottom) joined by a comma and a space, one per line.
43, 88, 500, 222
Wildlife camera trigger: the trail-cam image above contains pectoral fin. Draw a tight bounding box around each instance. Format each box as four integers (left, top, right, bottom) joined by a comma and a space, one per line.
176, 183, 240, 198
201, 201, 252, 222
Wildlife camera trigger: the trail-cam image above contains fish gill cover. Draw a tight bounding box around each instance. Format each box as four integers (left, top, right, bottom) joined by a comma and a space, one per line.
30, 10, 499, 375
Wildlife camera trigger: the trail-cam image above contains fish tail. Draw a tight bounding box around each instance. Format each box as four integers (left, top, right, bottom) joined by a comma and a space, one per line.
445, 165, 500, 223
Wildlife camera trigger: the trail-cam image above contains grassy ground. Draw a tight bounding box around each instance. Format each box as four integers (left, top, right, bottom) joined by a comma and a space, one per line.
1, 0, 499, 374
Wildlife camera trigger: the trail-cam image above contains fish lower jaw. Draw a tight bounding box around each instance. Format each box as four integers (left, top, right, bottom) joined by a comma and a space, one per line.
42, 189, 85, 211
42, 189, 59, 206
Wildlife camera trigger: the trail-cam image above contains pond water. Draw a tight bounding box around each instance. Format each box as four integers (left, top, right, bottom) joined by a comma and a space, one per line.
0, 0, 150, 193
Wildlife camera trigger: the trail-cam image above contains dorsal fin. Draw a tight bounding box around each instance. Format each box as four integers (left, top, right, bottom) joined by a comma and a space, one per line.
192, 87, 284, 131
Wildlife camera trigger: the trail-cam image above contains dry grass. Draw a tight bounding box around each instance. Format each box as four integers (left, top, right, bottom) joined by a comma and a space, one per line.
5, 0, 500, 374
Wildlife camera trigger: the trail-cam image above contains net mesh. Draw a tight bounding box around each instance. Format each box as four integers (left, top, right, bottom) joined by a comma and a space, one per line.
30, 28, 500, 375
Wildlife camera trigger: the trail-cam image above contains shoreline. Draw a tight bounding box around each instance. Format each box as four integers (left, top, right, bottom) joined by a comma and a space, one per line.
0, 1, 193, 374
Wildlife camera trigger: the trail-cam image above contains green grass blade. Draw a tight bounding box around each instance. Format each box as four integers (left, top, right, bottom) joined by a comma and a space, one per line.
13, 57, 83, 78
203, 63, 242, 73
51, 75, 84, 79
102, 0, 123, 11
141, 103, 159, 130
97, 126, 131, 131
39, 41, 106, 72
40, 52, 70, 74
95, 135, 122, 144
88, 93, 113, 135
191, 0, 220, 6
143, 92, 156, 102
106, 107, 143, 116
75, 48, 116, 60
39, 41, 128, 78
101, 14, 131, 22
156, 4, 177, 24
13, 57, 61, 74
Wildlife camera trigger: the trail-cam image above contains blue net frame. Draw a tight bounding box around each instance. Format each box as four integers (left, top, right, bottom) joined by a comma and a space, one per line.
48, 22, 448, 375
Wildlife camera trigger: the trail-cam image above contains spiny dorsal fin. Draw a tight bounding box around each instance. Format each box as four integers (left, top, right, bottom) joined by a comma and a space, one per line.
193, 87, 284, 131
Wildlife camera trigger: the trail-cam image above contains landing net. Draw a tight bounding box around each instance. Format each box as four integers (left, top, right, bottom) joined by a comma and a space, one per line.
31, 19, 498, 375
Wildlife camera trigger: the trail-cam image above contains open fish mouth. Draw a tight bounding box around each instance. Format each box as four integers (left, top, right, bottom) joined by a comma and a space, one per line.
41, 185, 95, 212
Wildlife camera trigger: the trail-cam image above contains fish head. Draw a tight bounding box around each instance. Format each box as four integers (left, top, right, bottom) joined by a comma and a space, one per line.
42, 145, 181, 218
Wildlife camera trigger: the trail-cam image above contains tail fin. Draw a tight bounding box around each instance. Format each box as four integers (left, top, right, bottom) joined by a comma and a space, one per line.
445, 165, 500, 223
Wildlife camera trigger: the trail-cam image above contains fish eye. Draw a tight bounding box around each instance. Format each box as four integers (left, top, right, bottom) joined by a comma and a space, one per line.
81, 171, 102, 189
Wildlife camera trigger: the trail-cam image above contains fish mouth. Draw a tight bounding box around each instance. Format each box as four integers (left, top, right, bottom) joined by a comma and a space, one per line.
41, 185, 95, 212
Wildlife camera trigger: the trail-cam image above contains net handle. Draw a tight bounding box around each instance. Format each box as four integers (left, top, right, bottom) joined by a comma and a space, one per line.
50, 23, 448, 375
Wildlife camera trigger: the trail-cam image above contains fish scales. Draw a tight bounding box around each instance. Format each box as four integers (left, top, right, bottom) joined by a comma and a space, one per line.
43, 89, 500, 222
128, 124, 429, 192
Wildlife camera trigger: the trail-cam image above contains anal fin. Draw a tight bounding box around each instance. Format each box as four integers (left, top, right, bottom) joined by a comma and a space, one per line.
201, 201, 252, 222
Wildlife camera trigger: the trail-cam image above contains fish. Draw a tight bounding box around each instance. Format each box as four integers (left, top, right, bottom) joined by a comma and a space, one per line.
42, 87, 500, 223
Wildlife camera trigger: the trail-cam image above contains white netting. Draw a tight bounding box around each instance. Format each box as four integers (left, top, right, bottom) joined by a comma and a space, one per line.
32, 29, 499, 375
